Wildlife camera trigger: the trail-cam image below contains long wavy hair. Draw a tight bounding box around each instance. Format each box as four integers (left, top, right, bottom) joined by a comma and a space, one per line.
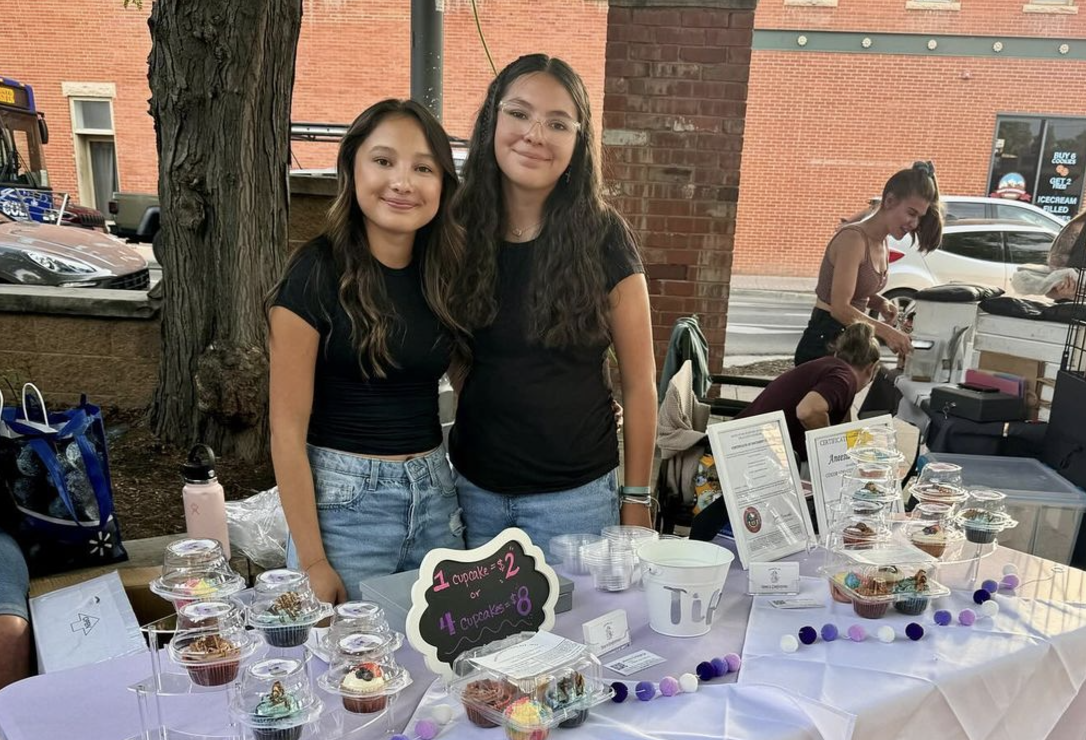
267, 99, 464, 378
453, 53, 632, 348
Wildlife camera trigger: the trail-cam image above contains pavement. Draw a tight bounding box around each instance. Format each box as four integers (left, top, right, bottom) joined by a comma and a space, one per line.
729, 273, 816, 302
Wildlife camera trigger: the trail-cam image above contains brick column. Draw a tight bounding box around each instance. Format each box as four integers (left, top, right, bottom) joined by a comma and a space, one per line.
602, 0, 756, 374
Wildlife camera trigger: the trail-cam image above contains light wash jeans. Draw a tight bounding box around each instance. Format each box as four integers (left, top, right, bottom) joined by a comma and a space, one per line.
456, 469, 620, 551
287, 443, 465, 600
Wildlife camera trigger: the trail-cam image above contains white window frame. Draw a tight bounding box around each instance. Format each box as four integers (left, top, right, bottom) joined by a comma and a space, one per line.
1023, 0, 1077, 13
64, 89, 120, 213
905, 0, 962, 11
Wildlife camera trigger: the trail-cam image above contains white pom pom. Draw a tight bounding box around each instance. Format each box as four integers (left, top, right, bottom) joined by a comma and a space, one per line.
1002, 563, 1019, 576
679, 673, 699, 693
877, 626, 895, 643
979, 600, 1000, 618
780, 634, 800, 653
431, 705, 453, 725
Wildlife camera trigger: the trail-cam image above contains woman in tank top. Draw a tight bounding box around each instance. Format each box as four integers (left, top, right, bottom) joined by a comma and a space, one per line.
794, 162, 944, 366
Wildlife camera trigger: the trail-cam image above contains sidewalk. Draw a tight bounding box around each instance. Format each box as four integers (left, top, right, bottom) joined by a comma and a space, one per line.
729, 274, 816, 302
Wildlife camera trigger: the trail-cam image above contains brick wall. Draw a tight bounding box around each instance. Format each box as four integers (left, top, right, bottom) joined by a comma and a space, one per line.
735, 0, 1086, 277
603, 0, 756, 370
0, 0, 609, 202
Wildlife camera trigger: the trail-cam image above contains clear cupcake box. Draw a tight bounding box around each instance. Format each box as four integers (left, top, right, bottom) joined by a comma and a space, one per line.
247, 570, 332, 649
448, 632, 613, 738
316, 632, 413, 716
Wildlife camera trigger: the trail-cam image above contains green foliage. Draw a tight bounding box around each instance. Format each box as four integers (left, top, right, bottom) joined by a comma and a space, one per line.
123, 0, 143, 9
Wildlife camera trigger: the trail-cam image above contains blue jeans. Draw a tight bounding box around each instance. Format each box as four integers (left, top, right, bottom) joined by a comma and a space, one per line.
457, 469, 620, 551
287, 443, 465, 600
0, 530, 29, 621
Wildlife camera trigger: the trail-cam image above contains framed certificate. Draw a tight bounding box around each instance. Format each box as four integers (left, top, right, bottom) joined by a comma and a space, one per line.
804, 415, 895, 539
706, 411, 816, 569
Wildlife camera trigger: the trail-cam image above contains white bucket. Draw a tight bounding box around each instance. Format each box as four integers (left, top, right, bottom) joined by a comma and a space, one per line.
638, 540, 734, 637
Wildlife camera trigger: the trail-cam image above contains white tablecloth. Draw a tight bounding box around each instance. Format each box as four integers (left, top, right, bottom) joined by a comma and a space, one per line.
1, 545, 1084, 740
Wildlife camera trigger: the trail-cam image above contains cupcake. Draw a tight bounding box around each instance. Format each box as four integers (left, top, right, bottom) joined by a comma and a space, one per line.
503, 697, 554, 740
910, 523, 947, 558
461, 678, 517, 728
179, 633, 241, 686
260, 592, 312, 648
828, 572, 856, 604
842, 521, 879, 549
340, 662, 388, 714
545, 672, 588, 728
893, 569, 930, 616
251, 681, 303, 740
852, 573, 892, 619
960, 509, 1000, 544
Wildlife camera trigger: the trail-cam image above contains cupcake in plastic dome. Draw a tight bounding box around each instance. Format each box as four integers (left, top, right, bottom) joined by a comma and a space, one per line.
847, 427, 903, 466
248, 570, 330, 648
150, 566, 245, 609
957, 489, 1016, 544
836, 515, 891, 550
321, 602, 394, 651
232, 658, 322, 740
169, 603, 261, 687
162, 537, 231, 571
318, 632, 411, 714
917, 461, 963, 489
841, 464, 899, 504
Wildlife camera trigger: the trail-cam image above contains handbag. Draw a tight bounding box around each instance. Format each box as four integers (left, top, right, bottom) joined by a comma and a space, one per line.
0, 384, 128, 576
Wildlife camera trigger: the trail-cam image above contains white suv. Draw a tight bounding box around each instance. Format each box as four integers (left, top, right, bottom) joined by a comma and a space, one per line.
882, 219, 1059, 316
942, 196, 1066, 231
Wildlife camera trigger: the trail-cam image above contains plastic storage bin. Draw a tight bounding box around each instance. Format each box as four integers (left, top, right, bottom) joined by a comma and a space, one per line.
924, 453, 1086, 564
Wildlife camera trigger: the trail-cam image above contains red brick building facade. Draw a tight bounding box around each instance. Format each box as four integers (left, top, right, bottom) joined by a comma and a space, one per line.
0, 0, 609, 210
736, 0, 1086, 277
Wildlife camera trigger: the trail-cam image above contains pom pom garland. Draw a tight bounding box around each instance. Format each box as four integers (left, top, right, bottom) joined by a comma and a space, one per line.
934, 610, 953, 626
959, 608, 977, 626
973, 589, 992, 605
636, 681, 656, 701
981, 579, 1000, 594
848, 624, 867, 642
798, 626, 818, 645
821, 623, 840, 642
710, 657, 729, 677
610, 662, 741, 703
659, 676, 681, 697
1002, 563, 1019, 576
979, 600, 1000, 618
724, 654, 742, 672
780, 635, 800, 653
696, 661, 715, 682
877, 626, 895, 643
905, 623, 925, 641
1001, 574, 1021, 590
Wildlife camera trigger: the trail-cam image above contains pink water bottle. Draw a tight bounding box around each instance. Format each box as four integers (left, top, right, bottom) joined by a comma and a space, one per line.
181, 444, 230, 558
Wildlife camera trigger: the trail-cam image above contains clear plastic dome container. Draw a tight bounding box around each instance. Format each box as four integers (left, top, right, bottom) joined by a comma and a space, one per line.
903, 519, 961, 560
316, 632, 411, 714
449, 632, 612, 733
847, 461, 896, 483
549, 534, 605, 576
168, 616, 262, 687
835, 516, 892, 550
580, 540, 639, 592
231, 658, 323, 740
841, 469, 899, 505
819, 562, 948, 619
909, 482, 969, 506
917, 461, 963, 489
247, 570, 330, 648
321, 602, 392, 652
162, 538, 230, 571
957, 490, 1016, 544
176, 599, 247, 633
150, 566, 246, 608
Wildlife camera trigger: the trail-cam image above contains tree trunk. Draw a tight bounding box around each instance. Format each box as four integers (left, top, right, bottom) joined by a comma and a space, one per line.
147, 0, 302, 463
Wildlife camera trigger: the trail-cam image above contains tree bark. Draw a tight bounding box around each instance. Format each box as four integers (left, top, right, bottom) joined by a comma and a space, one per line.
147, 0, 302, 462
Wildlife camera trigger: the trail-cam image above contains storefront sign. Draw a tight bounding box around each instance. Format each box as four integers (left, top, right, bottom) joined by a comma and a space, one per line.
407, 528, 558, 678
1034, 122, 1086, 218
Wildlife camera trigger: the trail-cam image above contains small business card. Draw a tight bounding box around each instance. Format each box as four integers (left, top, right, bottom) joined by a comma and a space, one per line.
768, 597, 824, 609
603, 649, 666, 676
748, 561, 800, 595
582, 609, 631, 657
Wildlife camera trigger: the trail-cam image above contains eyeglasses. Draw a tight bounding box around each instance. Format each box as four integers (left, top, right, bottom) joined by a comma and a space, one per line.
497, 101, 581, 143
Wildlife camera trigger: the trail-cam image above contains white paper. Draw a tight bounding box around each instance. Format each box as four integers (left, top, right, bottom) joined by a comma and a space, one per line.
846, 543, 935, 567
804, 415, 895, 536
583, 609, 631, 656
469, 631, 585, 680
707, 412, 815, 569
604, 649, 667, 676
768, 597, 824, 609
749, 561, 801, 595
29, 571, 146, 673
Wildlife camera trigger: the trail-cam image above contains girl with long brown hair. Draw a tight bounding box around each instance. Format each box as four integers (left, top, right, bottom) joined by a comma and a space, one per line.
267, 99, 465, 603
450, 54, 657, 547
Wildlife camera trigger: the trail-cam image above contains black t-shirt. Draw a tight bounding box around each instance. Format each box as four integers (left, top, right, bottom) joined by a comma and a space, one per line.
450, 232, 644, 493
736, 356, 857, 462
272, 241, 451, 455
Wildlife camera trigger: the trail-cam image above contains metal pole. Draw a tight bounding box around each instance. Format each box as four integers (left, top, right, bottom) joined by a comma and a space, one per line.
411, 0, 443, 121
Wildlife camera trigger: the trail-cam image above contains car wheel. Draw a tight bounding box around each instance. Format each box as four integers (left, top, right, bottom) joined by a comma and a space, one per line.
884, 289, 918, 325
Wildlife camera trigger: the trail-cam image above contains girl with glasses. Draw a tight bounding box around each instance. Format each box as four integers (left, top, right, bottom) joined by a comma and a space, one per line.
450, 54, 657, 548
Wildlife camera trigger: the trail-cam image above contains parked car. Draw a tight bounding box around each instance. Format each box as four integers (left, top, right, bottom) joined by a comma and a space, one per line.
108, 191, 159, 244
883, 219, 1059, 317
941, 195, 1067, 231
0, 211, 149, 289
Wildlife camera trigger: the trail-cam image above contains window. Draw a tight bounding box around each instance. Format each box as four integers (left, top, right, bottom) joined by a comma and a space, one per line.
1023, 0, 1077, 12
944, 202, 986, 221
69, 96, 119, 216
994, 203, 1059, 229
940, 232, 1004, 263
1005, 232, 1054, 265
989, 115, 1086, 220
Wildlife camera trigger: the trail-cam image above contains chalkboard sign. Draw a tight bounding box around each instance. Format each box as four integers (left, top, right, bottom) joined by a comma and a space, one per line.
406, 527, 559, 678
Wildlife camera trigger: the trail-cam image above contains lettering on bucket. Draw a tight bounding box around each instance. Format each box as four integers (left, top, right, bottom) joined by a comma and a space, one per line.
662, 585, 723, 627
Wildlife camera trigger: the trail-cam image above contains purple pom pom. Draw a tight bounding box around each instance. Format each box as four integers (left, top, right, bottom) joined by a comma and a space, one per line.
1002, 574, 1021, 589
798, 626, 818, 645
973, 589, 992, 605
848, 624, 866, 642
959, 608, 977, 626
696, 661, 715, 682
710, 657, 728, 677
659, 676, 680, 697
982, 579, 1000, 594
905, 622, 925, 641
611, 681, 628, 703
416, 720, 439, 740
724, 653, 742, 672
391, 736, 409, 740
636, 681, 656, 701
821, 623, 839, 642
934, 610, 952, 626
